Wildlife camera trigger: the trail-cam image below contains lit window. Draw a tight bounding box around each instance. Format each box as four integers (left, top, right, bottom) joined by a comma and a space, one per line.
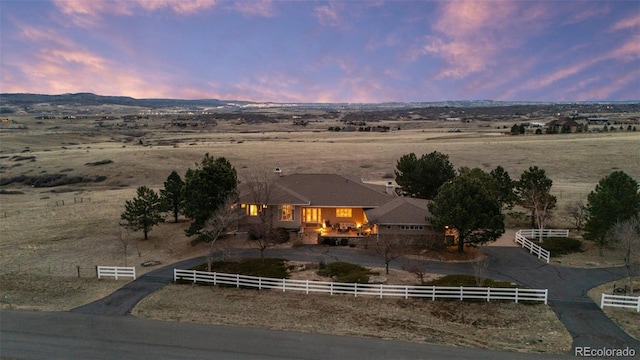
280, 205, 293, 221
336, 208, 352, 217
248, 204, 258, 216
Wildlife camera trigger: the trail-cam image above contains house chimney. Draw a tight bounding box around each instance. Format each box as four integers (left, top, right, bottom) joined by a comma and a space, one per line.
385, 181, 395, 195
274, 167, 283, 177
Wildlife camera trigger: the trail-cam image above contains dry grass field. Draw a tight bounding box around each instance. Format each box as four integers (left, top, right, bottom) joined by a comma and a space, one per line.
1, 111, 638, 351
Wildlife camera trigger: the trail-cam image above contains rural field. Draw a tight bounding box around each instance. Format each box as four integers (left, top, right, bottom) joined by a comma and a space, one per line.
1, 105, 639, 352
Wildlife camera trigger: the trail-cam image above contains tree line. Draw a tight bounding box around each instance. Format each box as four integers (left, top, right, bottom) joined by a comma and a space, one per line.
120, 151, 639, 265
394, 151, 640, 254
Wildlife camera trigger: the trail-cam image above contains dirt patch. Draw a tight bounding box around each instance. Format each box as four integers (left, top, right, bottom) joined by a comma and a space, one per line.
133, 284, 571, 354
0, 273, 126, 311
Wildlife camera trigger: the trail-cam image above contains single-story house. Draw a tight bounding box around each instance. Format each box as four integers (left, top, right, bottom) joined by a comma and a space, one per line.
237, 172, 440, 245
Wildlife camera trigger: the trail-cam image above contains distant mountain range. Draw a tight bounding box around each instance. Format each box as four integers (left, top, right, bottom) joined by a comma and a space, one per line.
1, 92, 638, 111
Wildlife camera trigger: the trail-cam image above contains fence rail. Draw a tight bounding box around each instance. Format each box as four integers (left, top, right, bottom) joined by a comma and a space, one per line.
174, 269, 548, 304
514, 229, 569, 263
515, 232, 551, 263
601, 293, 640, 312
517, 229, 569, 238
97, 266, 136, 280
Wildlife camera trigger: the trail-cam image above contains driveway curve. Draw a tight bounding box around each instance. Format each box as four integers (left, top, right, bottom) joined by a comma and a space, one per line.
71, 245, 640, 354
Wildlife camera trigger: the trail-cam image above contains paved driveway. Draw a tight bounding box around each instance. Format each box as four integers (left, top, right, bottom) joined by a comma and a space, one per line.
71, 244, 640, 354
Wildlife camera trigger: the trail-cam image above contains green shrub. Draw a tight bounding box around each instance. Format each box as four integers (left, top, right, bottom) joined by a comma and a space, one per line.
537, 237, 583, 256
192, 258, 288, 278
317, 261, 371, 283
426, 274, 517, 288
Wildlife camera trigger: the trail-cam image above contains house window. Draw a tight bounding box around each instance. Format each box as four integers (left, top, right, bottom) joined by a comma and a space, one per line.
280, 205, 293, 221
302, 208, 321, 223
336, 208, 352, 217
247, 204, 259, 217
400, 225, 424, 230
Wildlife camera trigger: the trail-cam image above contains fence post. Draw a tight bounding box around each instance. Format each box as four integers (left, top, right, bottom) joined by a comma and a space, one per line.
405, 286, 408, 300
213, 272, 217, 285
306, 280, 309, 294
487, 287, 491, 302
282, 278, 285, 292
636, 296, 639, 312
96, 265, 99, 279
354, 283, 358, 297
236, 274, 240, 288
330, 282, 333, 296
379, 284, 383, 299
460, 286, 463, 301
193, 270, 196, 284
515, 288, 519, 303
259, 277, 262, 290
432, 286, 436, 301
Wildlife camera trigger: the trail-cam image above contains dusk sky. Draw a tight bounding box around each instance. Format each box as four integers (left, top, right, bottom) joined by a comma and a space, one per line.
1, 0, 639, 103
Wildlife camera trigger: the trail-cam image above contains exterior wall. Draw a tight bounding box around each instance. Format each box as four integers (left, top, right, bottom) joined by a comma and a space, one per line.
238, 205, 302, 231
377, 224, 435, 236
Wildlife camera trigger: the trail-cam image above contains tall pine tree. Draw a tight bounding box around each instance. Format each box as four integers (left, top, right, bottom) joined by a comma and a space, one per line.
121, 186, 165, 240
160, 170, 185, 223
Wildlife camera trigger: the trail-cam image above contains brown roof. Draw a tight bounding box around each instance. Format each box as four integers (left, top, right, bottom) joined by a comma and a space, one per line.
238, 173, 395, 207
365, 197, 432, 225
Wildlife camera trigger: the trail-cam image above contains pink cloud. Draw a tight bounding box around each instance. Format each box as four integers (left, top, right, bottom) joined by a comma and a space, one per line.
233, 0, 274, 17
573, 68, 640, 100
607, 35, 640, 61
137, 0, 217, 15
610, 13, 640, 31
413, 1, 550, 80
52, 0, 217, 18
314, 4, 340, 27
562, 3, 609, 25
525, 61, 594, 90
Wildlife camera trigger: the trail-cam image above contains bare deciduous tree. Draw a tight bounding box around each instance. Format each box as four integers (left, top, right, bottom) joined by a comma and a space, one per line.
201, 196, 244, 272
563, 200, 587, 231
371, 234, 405, 275
243, 171, 282, 259
117, 227, 131, 267
471, 257, 490, 286
533, 192, 557, 243
402, 258, 429, 285
608, 214, 640, 294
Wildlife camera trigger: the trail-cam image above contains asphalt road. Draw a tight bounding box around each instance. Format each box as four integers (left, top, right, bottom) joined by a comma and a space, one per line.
1, 309, 573, 360
5, 245, 640, 358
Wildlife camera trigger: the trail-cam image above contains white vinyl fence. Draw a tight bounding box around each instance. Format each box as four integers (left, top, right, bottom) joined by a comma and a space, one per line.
174, 269, 548, 304
97, 266, 136, 280
601, 293, 640, 312
514, 229, 569, 263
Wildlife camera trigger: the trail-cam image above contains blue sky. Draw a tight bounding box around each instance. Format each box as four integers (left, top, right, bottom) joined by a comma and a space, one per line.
1, 0, 638, 102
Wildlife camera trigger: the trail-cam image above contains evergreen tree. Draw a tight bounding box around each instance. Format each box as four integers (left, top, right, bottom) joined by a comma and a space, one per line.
584, 171, 640, 255
121, 186, 165, 240
490, 166, 517, 210
160, 170, 185, 223
395, 151, 456, 199
183, 154, 238, 237
429, 169, 505, 253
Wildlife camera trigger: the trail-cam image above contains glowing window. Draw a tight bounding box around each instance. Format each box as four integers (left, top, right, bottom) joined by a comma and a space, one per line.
248, 204, 258, 216
280, 205, 293, 221
336, 208, 352, 217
